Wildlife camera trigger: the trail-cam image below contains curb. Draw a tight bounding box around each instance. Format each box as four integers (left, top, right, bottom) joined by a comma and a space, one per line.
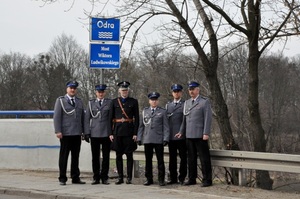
0, 187, 89, 199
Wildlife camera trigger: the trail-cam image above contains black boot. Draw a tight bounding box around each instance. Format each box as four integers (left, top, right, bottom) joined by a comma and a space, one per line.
115, 178, 124, 185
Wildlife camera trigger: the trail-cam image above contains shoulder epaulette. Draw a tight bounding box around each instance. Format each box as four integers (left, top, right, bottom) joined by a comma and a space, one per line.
200, 96, 208, 100
158, 106, 166, 110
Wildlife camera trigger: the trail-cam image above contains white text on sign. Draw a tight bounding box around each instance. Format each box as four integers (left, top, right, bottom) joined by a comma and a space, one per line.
97, 21, 115, 29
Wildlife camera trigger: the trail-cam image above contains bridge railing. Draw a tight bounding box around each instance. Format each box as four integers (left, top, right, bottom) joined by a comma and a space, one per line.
0, 110, 54, 118
111, 146, 300, 186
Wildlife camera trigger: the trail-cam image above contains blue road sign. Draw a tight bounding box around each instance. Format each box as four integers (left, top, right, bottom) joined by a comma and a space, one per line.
90, 43, 120, 69
90, 18, 120, 42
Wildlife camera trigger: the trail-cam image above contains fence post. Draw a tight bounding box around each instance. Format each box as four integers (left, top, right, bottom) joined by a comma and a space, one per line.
238, 169, 246, 186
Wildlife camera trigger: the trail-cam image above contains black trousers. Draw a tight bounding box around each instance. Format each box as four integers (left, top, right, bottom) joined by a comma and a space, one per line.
115, 136, 134, 179
58, 135, 81, 182
186, 138, 212, 184
144, 143, 165, 182
90, 137, 111, 181
168, 139, 187, 182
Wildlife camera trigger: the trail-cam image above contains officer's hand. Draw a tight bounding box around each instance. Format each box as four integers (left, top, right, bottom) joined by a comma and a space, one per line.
109, 135, 114, 142
56, 132, 63, 139
174, 133, 182, 138
137, 141, 142, 146
84, 135, 90, 143
163, 141, 168, 146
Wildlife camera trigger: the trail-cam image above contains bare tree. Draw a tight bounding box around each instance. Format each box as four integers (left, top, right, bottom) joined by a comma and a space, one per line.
0, 52, 32, 111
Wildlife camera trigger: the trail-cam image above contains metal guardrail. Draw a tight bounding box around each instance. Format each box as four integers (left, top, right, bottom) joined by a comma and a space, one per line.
129, 146, 300, 186
0, 110, 54, 118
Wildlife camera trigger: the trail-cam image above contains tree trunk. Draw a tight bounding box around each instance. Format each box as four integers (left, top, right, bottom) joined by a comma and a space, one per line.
248, 44, 273, 190
205, 68, 240, 185
206, 71, 239, 151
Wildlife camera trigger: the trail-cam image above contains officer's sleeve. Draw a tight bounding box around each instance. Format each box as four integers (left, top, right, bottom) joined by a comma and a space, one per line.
163, 110, 170, 142
53, 98, 62, 133
133, 99, 140, 135
84, 101, 91, 135
137, 113, 144, 142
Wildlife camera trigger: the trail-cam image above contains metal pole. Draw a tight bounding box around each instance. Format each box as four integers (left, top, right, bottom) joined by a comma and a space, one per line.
100, 69, 103, 84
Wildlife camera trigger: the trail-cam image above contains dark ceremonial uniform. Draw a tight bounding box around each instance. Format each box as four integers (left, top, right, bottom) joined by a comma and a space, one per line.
111, 81, 139, 183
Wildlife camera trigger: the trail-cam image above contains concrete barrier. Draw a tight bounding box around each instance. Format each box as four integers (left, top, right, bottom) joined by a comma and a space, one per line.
0, 119, 92, 172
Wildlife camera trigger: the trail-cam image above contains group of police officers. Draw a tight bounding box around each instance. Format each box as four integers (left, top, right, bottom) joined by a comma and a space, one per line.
53, 80, 213, 188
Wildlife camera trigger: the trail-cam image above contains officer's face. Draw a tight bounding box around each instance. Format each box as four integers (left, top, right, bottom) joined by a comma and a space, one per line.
172, 90, 182, 100
66, 86, 77, 97
96, 90, 106, 99
119, 89, 129, 98
188, 87, 199, 98
149, 99, 159, 108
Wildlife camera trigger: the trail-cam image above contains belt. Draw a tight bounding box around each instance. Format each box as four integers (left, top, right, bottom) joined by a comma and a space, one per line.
113, 118, 134, 123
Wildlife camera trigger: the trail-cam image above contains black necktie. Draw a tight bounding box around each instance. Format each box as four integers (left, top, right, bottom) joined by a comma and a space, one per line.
71, 98, 75, 106
192, 100, 194, 105
174, 102, 178, 106
151, 109, 155, 115
99, 100, 102, 106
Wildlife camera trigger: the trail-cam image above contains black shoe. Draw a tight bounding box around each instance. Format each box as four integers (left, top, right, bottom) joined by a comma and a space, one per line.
166, 180, 178, 185
115, 179, 124, 185
91, 180, 100, 185
72, 179, 86, 184
126, 178, 132, 184
179, 180, 184, 185
184, 180, 196, 186
143, 179, 153, 186
159, 181, 166, 186
102, 179, 110, 185
59, 181, 66, 186
201, 182, 212, 187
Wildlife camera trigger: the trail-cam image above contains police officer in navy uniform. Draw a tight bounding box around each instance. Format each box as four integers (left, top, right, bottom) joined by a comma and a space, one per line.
165, 84, 187, 185
137, 92, 170, 186
176, 81, 213, 187
53, 81, 86, 186
84, 84, 113, 185
109, 81, 139, 185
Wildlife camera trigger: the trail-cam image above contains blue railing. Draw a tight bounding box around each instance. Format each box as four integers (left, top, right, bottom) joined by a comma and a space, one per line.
0, 110, 54, 118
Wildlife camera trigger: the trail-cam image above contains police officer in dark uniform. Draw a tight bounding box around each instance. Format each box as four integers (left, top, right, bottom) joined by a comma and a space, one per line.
84, 84, 113, 185
109, 81, 139, 185
165, 84, 187, 185
53, 80, 86, 186
137, 92, 170, 186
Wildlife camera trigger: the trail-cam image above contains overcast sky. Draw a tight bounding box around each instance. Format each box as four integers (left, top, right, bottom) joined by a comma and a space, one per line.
0, 0, 94, 57
0, 0, 299, 58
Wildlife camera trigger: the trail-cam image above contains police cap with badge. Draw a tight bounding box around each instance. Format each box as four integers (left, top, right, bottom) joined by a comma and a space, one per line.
188, 81, 200, 89
95, 84, 107, 91
171, 84, 183, 92
148, 92, 160, 100
117, 81, 130, 90
66, 80, 79, 88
